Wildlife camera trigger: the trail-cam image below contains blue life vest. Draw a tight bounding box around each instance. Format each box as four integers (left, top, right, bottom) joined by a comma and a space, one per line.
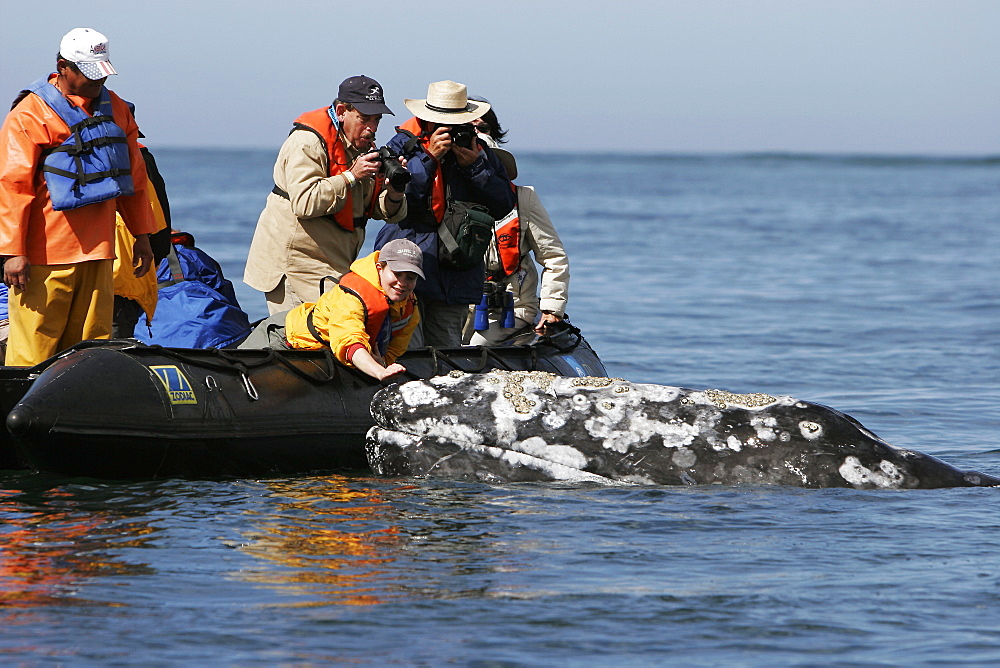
135, 244, 252, 349
26, 77, 134, 211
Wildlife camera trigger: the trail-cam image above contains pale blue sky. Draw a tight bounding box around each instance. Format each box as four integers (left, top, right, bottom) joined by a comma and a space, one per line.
2, 0, 998, 155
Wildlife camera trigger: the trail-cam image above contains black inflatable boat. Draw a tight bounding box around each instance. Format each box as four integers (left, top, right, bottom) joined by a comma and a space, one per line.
1, 324, 607, 478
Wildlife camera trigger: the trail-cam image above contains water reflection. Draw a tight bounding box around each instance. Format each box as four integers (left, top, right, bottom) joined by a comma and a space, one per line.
0, 480, 158, 612
237, 477, 523, 606
238, 476, 404, 606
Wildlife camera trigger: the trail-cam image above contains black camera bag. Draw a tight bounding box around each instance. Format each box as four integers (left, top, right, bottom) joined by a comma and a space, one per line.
438, 197, 493, 271
394, 128, 495, 271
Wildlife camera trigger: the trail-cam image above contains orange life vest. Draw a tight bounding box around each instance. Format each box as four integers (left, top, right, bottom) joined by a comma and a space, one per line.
292, 108, 381, 232
334, 272, 416, 356
398, 117, 447, 223
488, 205, 522, 281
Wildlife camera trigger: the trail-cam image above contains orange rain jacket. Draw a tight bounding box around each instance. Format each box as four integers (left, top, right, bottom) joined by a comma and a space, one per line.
0, 75, 157, 265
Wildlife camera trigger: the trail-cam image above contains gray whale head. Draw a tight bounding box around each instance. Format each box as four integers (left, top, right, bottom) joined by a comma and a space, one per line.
366, 370, 1000, 489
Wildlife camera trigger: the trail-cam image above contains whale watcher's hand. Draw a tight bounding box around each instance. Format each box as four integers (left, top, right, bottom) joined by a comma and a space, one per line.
377, 363, 406, 381
427, 126, 452, 160
3, 256, 30, 290
350, 346, 406, 382
450, 142, 480, 167
534, 312, 562, 336
349, 151, 381, 182
132, 234, 153, 278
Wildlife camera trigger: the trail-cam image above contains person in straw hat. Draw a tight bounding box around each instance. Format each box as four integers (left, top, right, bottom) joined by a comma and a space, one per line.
0, 27, 157, 366
374, 80, 515, 348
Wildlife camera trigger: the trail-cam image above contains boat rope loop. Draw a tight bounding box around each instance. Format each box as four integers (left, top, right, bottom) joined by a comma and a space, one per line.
533, 321, 582, 353
241, 372, 259, 401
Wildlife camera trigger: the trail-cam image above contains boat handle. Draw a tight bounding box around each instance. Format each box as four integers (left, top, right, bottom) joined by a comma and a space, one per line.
241, 372, 259, 401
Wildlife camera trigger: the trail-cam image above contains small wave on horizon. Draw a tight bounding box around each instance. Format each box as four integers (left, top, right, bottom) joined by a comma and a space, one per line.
733, 152, 1000, 167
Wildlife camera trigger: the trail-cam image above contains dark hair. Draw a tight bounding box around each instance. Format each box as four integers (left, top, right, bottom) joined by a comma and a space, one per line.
55, 53, 81, 74
478, 107, 508, 144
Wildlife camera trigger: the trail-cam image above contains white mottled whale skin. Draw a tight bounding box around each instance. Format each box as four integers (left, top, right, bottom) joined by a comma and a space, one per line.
366, 371, 1000, 489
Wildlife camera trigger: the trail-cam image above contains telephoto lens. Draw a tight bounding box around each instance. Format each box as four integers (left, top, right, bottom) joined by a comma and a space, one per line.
376, 147, 411, 191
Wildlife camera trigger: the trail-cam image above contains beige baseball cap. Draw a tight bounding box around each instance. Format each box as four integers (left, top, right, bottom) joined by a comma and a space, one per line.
379, 239, 425, 279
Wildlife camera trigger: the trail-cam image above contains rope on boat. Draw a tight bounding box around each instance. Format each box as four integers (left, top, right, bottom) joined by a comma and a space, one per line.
133, 344, 341, 385
424, 346, 528, 376
104, 334, 583, 387
533, 321, 583, 353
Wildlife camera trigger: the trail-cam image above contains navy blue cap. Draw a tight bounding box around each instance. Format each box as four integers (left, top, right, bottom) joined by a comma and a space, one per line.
338, 75, 393, 116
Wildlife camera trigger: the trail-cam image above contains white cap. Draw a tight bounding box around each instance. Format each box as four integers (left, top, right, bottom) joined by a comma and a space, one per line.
59, 28, 117, 80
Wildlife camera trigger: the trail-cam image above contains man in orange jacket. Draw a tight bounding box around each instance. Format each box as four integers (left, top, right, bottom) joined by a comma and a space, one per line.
0, 28, 157, 366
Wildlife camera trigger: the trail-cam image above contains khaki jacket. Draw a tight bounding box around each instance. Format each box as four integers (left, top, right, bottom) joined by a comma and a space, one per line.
506, 185, 569, 321
243, 128, 406, 304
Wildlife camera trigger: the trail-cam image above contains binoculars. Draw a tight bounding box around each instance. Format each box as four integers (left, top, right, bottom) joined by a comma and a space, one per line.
474, 281, 515, 331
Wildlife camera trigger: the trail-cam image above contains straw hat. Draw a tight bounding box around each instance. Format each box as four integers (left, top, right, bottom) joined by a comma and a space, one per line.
404, 80, 489, 124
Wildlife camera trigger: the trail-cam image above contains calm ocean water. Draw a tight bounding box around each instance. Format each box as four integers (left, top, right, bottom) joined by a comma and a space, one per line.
1, 149, 998, 664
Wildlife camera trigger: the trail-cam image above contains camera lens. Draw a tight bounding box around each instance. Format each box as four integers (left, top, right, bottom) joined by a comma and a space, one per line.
377, 147, 411, 191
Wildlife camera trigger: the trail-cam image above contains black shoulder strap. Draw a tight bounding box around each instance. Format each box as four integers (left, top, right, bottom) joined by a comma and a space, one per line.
318, 274, 339, 294
395, 127, 422, 156
305, 306, 327, 345
305, 282, 369, 346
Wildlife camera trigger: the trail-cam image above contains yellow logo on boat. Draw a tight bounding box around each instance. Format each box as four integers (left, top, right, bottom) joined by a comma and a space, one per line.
151, 365, 198, 405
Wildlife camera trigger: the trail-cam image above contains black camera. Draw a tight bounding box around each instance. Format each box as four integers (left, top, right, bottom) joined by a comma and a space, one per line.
448, 123, 476, 148
375, 147, 411, 192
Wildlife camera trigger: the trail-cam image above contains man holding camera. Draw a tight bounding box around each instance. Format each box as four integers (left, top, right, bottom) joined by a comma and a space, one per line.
374, 80, 515, 348
244, 75, 407, 314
